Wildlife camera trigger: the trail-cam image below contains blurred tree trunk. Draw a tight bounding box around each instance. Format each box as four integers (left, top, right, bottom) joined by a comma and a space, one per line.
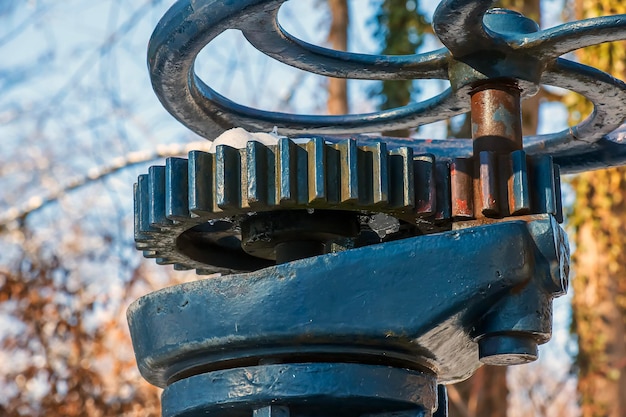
448, 367, 509, 417
374, 0, 429, 137
569, 0, 626, 415
326, 0, 349, 114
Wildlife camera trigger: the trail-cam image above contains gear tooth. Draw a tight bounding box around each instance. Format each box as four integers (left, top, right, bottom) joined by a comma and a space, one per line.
196, 269, 222, 276
166, 157, 190, 221
306, 137, 327, 204
277, 137, 298, 205
529, 154, 557, 216
388, 147, 414, 209
337, 139, 359, 204
216, 144, 242, 210
246, 141, 269, 208
369, 141, 389, 206
188, 150, 215, 216
156, 257, 175, 265
435, 160, 451, 221
135, 241, 150, 249
238, 147, 250, 210
553, 164, 563, 223
325, 142, 340, 204
358, 142, 385, 207
143, 250, 158, 258
295, 142, 309, 205
508, 150, 530, 216
133, 182, 148, 243
137, 174, 156, 234
356, 145, 372, 206
266, 144, 278, 207
450, 158, 474, 219
478, 151, 499, 217
174, 263, 193, 271
413, 154, 436, 216
149, 165, 169, 227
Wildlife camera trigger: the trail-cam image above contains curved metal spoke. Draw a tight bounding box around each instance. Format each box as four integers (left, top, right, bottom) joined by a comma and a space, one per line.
432, 0, 498, 56
149, 0, 454, 139
515, 15, 626, 59
148, 0, 273, 139
191, 80, 468, 135
148, 0, 268, 61
242, 13, 450, 80
550, 129, 626, 174
524, 58, 626, 154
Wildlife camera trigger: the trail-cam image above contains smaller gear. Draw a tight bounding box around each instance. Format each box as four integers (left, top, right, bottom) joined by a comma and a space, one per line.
134, 137, 562, 275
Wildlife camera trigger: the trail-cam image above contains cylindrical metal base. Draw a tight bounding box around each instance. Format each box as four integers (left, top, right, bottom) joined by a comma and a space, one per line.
161, 363, 438, 417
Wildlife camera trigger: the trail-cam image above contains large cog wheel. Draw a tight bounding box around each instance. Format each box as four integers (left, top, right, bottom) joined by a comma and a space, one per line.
135, 136, 562, 275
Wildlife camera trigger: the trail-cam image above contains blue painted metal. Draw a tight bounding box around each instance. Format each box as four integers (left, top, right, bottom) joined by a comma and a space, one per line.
147, 0, 626, 173
133, 138, 563, 274
162, 363, 437, 417
128, 216, 568, 387
128, 215, 568, 416
165, 158, 190, 221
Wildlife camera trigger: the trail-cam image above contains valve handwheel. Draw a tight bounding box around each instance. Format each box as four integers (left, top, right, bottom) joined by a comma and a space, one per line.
148, 0, 626, 172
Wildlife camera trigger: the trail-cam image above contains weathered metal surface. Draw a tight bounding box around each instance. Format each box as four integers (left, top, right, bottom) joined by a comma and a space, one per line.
127, 1, 626, 415
470, 81, 523, 155
147, 0, 626, 172
450, 158, 474, 219
128, 215, 568, 388
240, 210, 359, 262
161, 363, 437, 417
134, 138, 562, 273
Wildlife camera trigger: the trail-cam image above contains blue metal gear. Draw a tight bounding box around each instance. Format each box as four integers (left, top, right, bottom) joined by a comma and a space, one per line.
134, 137, 562, 274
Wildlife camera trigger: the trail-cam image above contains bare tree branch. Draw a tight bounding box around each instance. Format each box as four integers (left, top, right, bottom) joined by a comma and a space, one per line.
0, 140, 211, 227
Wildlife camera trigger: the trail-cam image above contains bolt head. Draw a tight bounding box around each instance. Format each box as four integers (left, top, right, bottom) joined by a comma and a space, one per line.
478, 334, 538, 366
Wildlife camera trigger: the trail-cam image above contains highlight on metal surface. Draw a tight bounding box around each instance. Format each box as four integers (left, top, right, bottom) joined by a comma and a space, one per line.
148, 0, 626, 172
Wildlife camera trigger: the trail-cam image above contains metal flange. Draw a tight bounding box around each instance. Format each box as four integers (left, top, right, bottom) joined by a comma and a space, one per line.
128, 216, 569, 388
161, 363, 438, 417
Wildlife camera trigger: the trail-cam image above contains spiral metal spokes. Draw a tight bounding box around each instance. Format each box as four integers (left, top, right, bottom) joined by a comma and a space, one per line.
148, 0, 626, 173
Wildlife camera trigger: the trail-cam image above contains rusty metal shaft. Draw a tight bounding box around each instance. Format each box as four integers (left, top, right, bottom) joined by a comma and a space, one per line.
468, 80, 525, 218
471, 80, 523, 155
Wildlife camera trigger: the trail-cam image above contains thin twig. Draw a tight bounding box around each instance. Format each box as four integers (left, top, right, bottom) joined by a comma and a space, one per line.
0, 141, 211, 227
